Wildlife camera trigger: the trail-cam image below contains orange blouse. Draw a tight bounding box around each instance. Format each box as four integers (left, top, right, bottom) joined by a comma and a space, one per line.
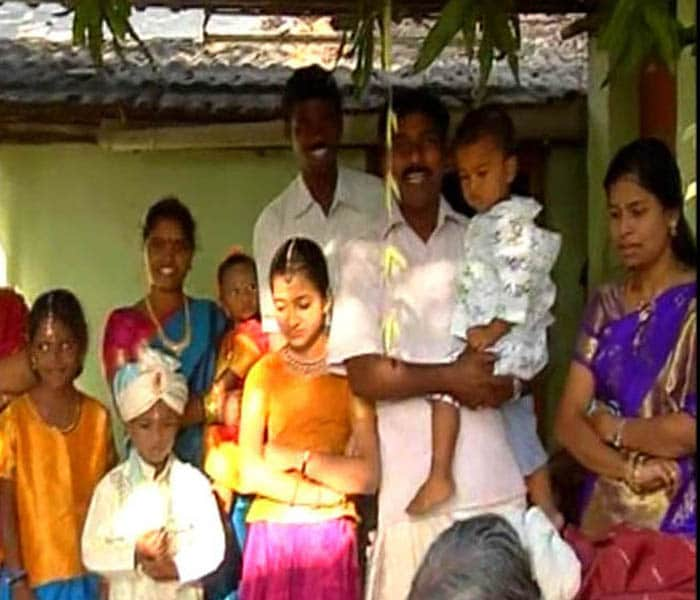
0, 393, 114, 586
243, 352, 358, 524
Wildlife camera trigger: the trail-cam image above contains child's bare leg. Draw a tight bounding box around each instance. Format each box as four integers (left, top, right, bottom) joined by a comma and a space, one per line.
406, 399, 458, 515
525, 465, 564, 530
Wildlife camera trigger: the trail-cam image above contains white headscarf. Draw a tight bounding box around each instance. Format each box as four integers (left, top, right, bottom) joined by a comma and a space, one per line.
113, 346, 188, 422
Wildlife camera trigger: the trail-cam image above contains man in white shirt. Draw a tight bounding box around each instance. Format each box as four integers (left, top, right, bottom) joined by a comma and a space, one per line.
328, 88, 528, 600
253, 65, 383, 342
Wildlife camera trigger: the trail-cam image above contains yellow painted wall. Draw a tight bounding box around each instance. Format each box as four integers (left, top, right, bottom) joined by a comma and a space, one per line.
0, 140, 588, 446
542, 144, 588, 447
0, 144, 366, 405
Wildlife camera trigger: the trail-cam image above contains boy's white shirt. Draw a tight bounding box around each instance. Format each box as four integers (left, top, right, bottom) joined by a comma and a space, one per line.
81, 452, 225, 600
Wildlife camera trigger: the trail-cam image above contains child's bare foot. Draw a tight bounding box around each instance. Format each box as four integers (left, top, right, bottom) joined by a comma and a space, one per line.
406, 473, 455, 515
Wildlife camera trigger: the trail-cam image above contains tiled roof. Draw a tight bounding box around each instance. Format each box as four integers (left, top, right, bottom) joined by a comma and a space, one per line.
0, 0, 596, 17
0, 7, 587, 124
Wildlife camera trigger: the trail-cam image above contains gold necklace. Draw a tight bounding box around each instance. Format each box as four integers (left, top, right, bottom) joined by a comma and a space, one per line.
32, 392, 82, 434
625, 263, 692, 309
57, 394, 82, 434
145, 295, 192, 356
280, 346, 327, 377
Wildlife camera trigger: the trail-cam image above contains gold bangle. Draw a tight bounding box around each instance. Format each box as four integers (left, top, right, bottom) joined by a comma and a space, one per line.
611, 417, 626, 449
633, 454, 647, 482
625, 453, 646, 494
623, 453, 636, 487
204, 390, 221, 424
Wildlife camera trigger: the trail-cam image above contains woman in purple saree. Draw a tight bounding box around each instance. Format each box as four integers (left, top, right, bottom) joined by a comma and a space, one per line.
570, 279, 695, 536
555, 139, 696, 597
556, 138, 696, 539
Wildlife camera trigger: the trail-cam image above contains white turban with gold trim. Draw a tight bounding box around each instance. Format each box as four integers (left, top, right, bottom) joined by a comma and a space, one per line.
113, 346, 188, 422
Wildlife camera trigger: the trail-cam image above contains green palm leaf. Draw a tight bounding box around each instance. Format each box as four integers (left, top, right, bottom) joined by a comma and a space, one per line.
414, 0, 468, 73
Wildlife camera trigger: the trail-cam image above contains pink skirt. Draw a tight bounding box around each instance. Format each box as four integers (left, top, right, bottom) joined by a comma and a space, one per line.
240, 518, 360, 600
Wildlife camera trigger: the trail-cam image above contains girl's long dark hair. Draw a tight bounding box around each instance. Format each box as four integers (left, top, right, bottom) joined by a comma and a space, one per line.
269, 238, 330, 299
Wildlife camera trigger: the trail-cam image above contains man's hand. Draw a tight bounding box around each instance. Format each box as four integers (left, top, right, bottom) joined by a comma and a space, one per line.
447, 347, 513, 410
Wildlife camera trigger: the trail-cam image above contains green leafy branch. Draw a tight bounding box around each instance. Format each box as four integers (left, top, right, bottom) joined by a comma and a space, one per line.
341, 0, 521, 100
71, 0, 153, 67
596, 0, 696, 87
337, 1, 384, 97
414, 0, 521, 100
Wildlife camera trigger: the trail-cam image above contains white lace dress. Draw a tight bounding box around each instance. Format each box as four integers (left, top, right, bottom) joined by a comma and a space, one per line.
451, 195, 561, 475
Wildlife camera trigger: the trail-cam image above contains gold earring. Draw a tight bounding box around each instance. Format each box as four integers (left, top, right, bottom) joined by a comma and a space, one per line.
30, 355, 37, 371
669, 220, 678, 237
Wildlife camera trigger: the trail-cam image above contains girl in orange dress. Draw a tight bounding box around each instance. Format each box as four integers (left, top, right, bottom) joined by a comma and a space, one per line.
0, 290, 114, 600
237, 238, 380, 600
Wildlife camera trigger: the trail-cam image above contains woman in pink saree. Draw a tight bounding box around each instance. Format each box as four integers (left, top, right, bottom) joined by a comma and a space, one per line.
102, 197, 226, 468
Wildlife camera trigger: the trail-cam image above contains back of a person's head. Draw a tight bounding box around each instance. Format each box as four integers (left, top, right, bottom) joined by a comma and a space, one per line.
454, 104, 516, 157
281, 64, 342, 122
408, 514, 541, 600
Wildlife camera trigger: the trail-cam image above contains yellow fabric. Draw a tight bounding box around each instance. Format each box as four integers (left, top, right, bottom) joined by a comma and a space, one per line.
203, 327, 265, 488
214, 329, 264, 382
0, 393, 114, 586
203, 328, 262, 425
204, 440, 240, 491
244, 352, 358, 524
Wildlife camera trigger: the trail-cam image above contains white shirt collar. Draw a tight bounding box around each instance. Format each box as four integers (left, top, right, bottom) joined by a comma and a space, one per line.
381, 195, 466, 239
290, 167, 364, 219
130, 450, 174, 484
